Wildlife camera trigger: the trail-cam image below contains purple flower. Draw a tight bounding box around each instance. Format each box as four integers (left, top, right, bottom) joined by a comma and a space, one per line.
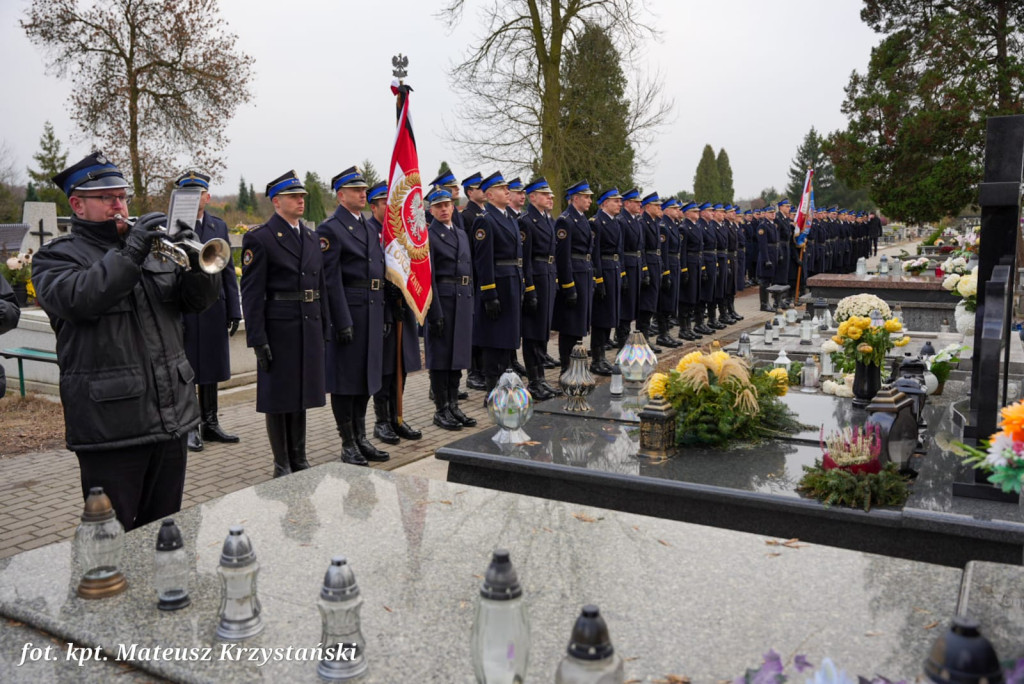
795, 655, 813, 673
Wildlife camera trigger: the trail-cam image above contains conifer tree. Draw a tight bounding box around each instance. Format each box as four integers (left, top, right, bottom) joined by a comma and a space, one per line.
302, 171, 327, 225
237, 177, 249, 212
693, 144, 721, 202
716, 148, 734, 203
248, 183, 256, 211
26, 121, 70, 214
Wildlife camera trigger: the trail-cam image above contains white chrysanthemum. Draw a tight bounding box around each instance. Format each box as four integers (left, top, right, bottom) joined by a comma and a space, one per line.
834, 384, 854, 398
984, 432, 1015, 468
820, 340, 840, 354
821, 380, 837, 395
957, 273, 978, 297
942, 274, 961, 291
835, 294, 891, 322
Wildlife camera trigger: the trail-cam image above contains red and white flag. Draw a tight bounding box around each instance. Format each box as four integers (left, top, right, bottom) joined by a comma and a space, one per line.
383, 81, 432, 325
794, 168, 815, 232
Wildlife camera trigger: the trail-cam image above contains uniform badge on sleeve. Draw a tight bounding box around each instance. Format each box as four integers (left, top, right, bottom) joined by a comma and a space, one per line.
475, 228, 486, 241
520, 230, 526, 243
242, 249, 254, 266
660, 234, 666, 242
758, 229, 765, 235
556, 228, 567, 240
320, 237, 330, 252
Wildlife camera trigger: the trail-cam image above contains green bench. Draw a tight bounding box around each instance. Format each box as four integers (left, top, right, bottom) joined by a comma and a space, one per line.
0, 347, 59, 398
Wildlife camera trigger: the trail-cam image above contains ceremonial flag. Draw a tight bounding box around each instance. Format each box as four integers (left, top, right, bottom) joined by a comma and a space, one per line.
795, 168, 815, 232
383, 80, 432, 325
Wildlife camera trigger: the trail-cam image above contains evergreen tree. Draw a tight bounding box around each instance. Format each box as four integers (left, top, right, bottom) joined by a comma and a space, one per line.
674, 189, 694, 202
437, 160, 451, 179
25, 182, 39, 202
693, 144, 721, 202
303, 171, 327, 225
759, 187, 780, 205
361, 159, 382, 188
559, 22, 635, 197
785, 127, 833, 203
716, 148, 734, 203
248, 183, 256, 211
237, 177, 250, 212
26, 121, 71, 214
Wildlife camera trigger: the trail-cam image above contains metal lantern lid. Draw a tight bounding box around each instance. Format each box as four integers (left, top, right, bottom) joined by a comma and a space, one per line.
866, 385, 914, 413
219, 526, 257, 568
922, 617, 1003, 684
479, 549, 522, 601
81, 487, 116, 523
320, 555, 360, 601
566, 605, 615, 661
920, 340, 937, 357
898, 355, 927, 379
156, 519, 184, 551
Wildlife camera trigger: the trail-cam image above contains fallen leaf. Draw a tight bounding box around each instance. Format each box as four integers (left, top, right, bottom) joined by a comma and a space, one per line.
439, 500, 452, 505
913, 607, 931, 614
472, 574, 483, 579
6, 619, 22, 627
764, 539, 780, 546
517, 440, 541, 446
923, 621, 940, 630
383, 605, 393, 613
288, 518, 298, 523
542, 527, 554, 533
782, 539, 807, 549
654, 676, 691, 684
765, 552, 782, 557
632, 525, 640, 532
626, 680, 642, 684
573, 512, 598, 523
864, 630, 884, 637
624, 656, 640, 662
657, 539, 672, 547
781, 537, 800, 546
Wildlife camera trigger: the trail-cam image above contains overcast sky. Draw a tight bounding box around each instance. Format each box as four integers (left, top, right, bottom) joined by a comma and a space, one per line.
0, 0, 878, 202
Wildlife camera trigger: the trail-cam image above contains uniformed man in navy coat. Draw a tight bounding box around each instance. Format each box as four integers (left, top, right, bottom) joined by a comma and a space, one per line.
240, 171, 327, 477
176, 171, 241, 453
425, 187, 476, 430
553, 180, 594, 372
756, 205, 780, 310
429, 170, 465, 231
695, 202, 719, 333
470, 171, 524, 400
590, 188, 623, 375
460, 171, 487, 391
615, 188, 647, 349
519, 177, 560, 400
366, 181, 422, 445
656, 198, 683, 347
678, 201, 704, 341
318, 166, 390, 467
636, 192, 663, 352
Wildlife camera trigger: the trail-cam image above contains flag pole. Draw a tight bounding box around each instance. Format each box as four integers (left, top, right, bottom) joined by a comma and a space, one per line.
794, 168, 813, 303
392, 54, 408, 429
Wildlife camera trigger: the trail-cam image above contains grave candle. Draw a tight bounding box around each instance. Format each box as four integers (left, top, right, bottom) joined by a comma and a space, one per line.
75, 487, 127, 599
154, 519, 189, 611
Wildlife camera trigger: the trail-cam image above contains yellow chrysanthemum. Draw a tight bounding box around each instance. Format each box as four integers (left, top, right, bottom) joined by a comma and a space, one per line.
646, 372, 669, 398
675, 351, 704, 373
853, 316, 872, 330
846, 326, 863, 340
832, 335, 844, 345
999, 401, 1024, 441
767, 367, 789, 396
857, 343, 873, 354
837, 321, 850, 337
894, 336, 911, 347
884, 318, 902, 333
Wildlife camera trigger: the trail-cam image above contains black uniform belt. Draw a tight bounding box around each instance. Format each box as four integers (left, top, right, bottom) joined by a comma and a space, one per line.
622, 251, 642, 258
533, 255, 555, 264
267, 290, 320, 302
344, 279, 382, 290
653, 249, 661, 256
717, 251, 727, 257
438, 275, 472, 285
571, 252, 592, 261
728, 251, 737, 256
495, 258, 522, 267
601, 253, 620, 261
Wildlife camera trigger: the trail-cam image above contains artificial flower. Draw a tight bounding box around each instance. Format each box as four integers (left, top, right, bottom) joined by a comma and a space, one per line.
999, 402, 1024, 442
675, 351, 704, 373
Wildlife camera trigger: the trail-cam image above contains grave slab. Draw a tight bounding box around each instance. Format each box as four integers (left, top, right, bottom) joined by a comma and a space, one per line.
0, 463, 962, 682
956, 561, 1024, 661
19, 202, 60, 254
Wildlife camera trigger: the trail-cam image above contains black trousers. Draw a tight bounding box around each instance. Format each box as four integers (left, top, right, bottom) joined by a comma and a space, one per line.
558, 334, 582, 372
522, 338, 546, 371
76, 436, 188, 532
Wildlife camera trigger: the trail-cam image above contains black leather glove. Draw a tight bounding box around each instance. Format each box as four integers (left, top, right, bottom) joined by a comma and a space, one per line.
383, 322, 392, 338
429, 317, 445, 337
565, 288, 578, 308
641, 272, 651, 287
385, 283, 405, 318
174, 219, 198, 241
595, 281, 607, 301
337, 326, 354, 344
661, 274, 672, 290
484, 298, 501, 320
228, 318, 240, 337
523, 293, 538, 314
123, 212, 166, 264
254, 344, 272, 372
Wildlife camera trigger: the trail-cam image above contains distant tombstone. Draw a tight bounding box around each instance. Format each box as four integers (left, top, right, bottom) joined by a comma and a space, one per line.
0, 224, 29, 253
20, 202, 61, 253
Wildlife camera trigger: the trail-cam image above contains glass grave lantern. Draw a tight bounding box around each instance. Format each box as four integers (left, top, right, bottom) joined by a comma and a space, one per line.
154, 519, 190, 610
866, 385, 919, 470
763, 320, 775, 345
75, 487, 127, 599
488, 369, 534, 445
216, 526, 264, 640
317, 556, 368, 681
614, 328, 657, 386
560, 344, 597, 412
773, 349, 792, 371
800, 312, 814, 345
737, 332, 752, 362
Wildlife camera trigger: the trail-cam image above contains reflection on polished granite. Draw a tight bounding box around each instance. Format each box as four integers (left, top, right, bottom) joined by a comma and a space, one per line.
0, 463, 963, 681
957, 561, 1024, 661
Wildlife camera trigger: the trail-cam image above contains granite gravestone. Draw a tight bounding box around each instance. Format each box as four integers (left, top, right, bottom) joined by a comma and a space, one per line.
20, 202, 61, 253
0, 224, 28, 253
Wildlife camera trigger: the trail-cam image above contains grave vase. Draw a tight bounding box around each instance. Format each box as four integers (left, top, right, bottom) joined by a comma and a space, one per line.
11, 282, 27, 307
954, 301, 975, 339
852, 360, 882, 409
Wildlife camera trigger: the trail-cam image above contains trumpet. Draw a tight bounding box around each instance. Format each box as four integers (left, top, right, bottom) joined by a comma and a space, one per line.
115, 215, 232, 274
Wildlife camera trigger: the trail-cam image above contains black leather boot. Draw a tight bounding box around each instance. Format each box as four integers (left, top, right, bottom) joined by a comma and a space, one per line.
528, 366, 554, 401
392, 394, 422, 440
448, 372, 478, 427
759, 283, 773, 312
431, 372, 462, 430
372, 396, 400, 445
338, 418, 368, 466
719, 301, 736, 325
707, 302, 726, 330
266, 413, 291, 477
693, 305, 714, 335
354, 399, 389, 462
286, 411, 310, 472
729, 296, 744, 320
187, 427, 204, 452
589, 345, 613, 376
678, 310, 698, 340
199, 384, 238, 443
542, 352, 560, 369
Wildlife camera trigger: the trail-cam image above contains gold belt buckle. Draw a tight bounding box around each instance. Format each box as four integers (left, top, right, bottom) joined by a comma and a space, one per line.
461, 275, 470, 285
370, 279, 381, 290
302, 289, 315, 302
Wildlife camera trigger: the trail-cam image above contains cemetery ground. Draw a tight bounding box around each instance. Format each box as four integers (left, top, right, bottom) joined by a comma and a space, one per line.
0, 238, 919, 561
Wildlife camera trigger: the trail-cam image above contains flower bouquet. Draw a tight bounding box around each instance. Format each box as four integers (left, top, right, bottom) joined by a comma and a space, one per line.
941, 255, 971, 276
942, 267, 978, 313
956, 399, 1024, 494
832, 311, 910, 368
1, 251, 35, 304
643, 350, 805, 447
833, 293, 890, 323
901, 256, 930, 275
928, 343, 968, 385
798, 422, 911, 511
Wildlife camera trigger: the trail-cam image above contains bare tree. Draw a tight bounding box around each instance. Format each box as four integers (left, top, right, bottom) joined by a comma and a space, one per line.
22, 0, 254, 209
440, 0, 672, 202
